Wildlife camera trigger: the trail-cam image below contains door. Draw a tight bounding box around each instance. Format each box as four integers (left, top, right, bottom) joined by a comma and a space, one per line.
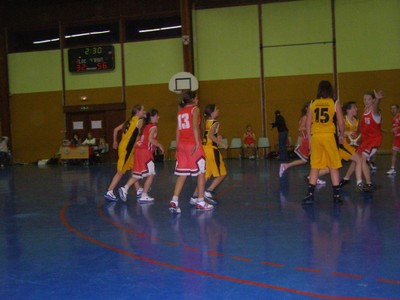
66, 112, 106, 142
65, 109, 126, 162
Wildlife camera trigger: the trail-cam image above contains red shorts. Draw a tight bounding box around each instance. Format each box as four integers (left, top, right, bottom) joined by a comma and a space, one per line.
357, 135, 382, 159
175, 143, 206, 176
393, 136, 400, 152
131, 148, 155, 179
294, 137, 309, 162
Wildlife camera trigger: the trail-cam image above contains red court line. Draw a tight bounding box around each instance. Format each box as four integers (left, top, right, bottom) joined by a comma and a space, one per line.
215, 180, 241, 197
231, 256, 253, 262
207, 251, 224, 257
183, 245, 199, 252
295, 267, 321, 273
332, 272, 363, 280
376, 278, 400, 285
164, 241, 178, 247
60, 201, 388, 300
261, 261, 285, 267
97, 203, 400, 292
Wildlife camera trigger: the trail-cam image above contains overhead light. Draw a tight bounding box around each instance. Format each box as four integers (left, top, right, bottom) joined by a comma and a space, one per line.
139, 25, 181, 33
65, 30, 110, 39
33, 30, 111, 45
33, 38, 60, 45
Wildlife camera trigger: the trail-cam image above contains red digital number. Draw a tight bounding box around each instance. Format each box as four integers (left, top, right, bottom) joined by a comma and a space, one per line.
97, 62, 108, 70
76, 64, 87, 72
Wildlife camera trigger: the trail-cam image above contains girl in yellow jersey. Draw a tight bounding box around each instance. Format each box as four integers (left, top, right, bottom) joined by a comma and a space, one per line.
338, 101, 365, 190
191, 104, 227, 205
104, 104, 145, 201
303, 80, 345, 205
279, 103, 329, 183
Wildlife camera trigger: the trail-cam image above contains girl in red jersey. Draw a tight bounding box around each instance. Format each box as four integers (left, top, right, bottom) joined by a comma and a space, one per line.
169, 91, 213, 214
118, 109, 164, 203
357, 90, 384, 191
242, 125, 256, 159
104, 105, 145, 201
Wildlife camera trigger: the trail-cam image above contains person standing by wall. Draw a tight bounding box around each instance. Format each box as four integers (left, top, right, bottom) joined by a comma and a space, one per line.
271, 110, 289, 161
386, 104, 400, 175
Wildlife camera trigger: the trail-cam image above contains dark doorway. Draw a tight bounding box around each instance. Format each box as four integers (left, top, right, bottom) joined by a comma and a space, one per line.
65, 104, 126, 162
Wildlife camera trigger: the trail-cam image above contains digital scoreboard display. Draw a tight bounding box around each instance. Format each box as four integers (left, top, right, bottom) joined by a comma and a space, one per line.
68, 45, 115, 72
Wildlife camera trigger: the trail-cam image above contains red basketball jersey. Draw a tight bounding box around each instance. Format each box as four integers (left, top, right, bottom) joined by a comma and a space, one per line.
177, 105, 200, 144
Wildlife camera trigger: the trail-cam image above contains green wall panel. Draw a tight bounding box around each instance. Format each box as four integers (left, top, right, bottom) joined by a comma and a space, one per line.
64, 44, 122, 90
262, 0, 333, 76
194, 6, 260, 81
124, 39, 183, 86
8, 0, 399, 93
262, 0, 332, 45
8, 50, 62, 94
336, 0, 400, 72
264, 44, 333, 77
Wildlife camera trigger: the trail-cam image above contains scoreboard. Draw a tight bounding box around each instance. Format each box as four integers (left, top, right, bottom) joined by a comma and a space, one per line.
68, 46, 115, 72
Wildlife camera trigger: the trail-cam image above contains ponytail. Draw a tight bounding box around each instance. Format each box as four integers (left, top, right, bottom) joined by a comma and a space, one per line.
139, 108, 158, 136
179, 90, 197, 108
124, 104, 143, 131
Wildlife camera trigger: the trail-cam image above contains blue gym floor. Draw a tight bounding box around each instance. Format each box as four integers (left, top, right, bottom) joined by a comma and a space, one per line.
0, 157, 399, 299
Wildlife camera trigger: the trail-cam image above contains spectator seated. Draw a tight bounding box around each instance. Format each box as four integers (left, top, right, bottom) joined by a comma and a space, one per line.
0, 136, 11, 167
91, 138, 109, 163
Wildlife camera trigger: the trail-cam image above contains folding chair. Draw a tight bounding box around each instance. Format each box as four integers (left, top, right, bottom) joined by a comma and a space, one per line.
257, 137, 270, 159
228, 138, 243, 159
168, 140, 177, 160
218, 138, 228, 158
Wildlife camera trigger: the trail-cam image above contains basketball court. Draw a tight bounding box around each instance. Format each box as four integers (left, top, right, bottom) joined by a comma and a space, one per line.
0, 156, 399, 299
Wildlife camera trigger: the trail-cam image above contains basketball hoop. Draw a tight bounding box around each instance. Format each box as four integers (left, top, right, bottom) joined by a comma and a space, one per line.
168, 72, 199, 94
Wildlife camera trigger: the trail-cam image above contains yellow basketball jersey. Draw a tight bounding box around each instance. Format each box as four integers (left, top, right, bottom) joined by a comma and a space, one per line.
310, 98, 337, 135
344, 116, 359, 145
117, 115, 140, 173
121, 116, 139, 146
202, 119, 218, 148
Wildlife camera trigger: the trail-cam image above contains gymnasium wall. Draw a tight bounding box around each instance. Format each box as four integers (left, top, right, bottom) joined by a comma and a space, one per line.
194, 0, 400, 152
7, 0, 400, 163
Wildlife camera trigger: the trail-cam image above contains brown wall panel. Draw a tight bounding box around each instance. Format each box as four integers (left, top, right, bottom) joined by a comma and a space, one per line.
10, 91, 65, 163
199, 78, 262, 144
265, 74, 333, 150
125, 83, 181, 152
338, 69, 400, 153
9, 69, 399, 163
65, 87, 123, 106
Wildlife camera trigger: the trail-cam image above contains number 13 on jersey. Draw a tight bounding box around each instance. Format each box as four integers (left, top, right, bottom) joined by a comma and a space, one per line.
178, 113, 191, 129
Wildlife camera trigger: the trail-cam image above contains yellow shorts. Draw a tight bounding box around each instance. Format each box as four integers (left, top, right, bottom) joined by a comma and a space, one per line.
117, 147, 134, 173
339, 141, 356, 161
310, 133, 342, 169
204, 146, 227, 179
